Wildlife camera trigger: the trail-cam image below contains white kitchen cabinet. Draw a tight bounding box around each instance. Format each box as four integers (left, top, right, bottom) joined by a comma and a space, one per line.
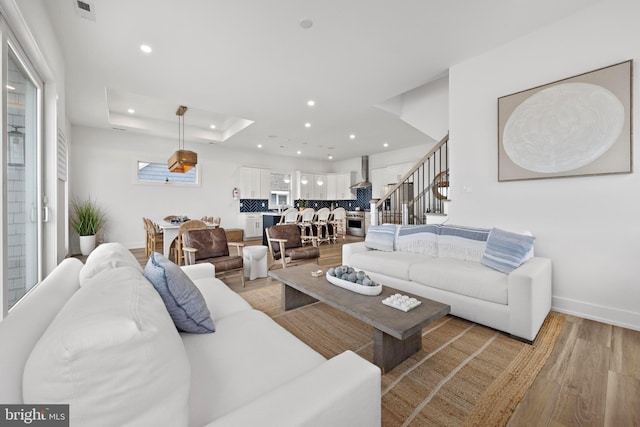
260, 169, 271, 199
240, 167, 271, 199
371, 163, 414, 199
294, 171, 353, 200
295, 172, 313, 200
370, 167, 386, 199
335, 172, 354, 200
313, 174, 327, 200
239, 213, 263, 240
386, 162, 412, 184
326, 174, 337, 200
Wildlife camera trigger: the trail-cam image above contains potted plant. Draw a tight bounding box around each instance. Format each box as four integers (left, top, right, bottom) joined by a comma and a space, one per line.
71, 196, 106, 255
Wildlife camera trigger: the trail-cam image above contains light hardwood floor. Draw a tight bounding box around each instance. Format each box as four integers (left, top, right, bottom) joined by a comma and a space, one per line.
132, 237, 640, 426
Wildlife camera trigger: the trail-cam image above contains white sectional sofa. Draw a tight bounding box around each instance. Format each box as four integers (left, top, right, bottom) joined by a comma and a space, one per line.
343, 224, 552, 342
0, 243, 381, 427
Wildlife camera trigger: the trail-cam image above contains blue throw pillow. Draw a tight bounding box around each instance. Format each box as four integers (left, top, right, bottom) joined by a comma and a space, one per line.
481, 228, 536, 273
364, 224, 398, 252
144, 252, 215, 333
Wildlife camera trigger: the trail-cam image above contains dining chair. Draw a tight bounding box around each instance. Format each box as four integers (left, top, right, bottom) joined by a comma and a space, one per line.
175, 219, 207, 265
182, 227, 245, 286
143, 218, 163, 256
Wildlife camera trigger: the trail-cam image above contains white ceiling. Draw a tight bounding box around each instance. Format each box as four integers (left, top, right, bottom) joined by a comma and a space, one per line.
42, 0, 600, 161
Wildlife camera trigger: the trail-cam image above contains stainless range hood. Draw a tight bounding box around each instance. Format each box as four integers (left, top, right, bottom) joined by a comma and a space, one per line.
350, 155, 372, 189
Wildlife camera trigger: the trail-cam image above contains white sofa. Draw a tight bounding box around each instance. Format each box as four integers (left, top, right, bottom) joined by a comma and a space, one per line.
343, 224, 552, 342
0, 243, 381, 427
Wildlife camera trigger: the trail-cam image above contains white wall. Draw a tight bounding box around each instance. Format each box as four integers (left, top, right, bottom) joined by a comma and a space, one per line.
400, 76, 449, 141
330, 144, 434, 175
69, 126, 316, 250
448, 0, 640, 330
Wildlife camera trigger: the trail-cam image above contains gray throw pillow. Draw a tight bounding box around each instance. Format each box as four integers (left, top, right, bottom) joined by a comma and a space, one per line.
144, 252, 215, 333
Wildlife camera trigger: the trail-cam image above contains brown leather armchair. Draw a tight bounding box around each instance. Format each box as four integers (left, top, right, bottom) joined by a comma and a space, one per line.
182, 228, 245, 286
265, 224, 320, 269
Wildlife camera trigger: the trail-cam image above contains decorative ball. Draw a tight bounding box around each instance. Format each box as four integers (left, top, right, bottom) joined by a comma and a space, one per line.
356, 271, 366, 280
362, 278, 373, 286
327, 267, 336, 277
347, 273, 357, 283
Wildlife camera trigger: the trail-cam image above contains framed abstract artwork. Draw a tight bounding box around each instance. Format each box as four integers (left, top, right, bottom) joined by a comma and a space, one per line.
497, 60, 632, 181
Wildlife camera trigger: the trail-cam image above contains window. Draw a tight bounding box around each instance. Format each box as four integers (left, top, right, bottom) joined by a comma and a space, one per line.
270, 191, 290, 206
270, 173, 291, 208
136, 161, 199, 185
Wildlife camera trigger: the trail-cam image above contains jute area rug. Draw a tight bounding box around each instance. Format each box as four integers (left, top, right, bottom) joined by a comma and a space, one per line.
239, 284, 564, 427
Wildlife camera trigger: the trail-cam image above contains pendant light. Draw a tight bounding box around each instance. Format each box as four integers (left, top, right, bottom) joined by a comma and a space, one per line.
168, 105, 197, 173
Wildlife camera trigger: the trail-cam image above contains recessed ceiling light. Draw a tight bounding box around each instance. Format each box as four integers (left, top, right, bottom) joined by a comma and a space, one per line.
299, 18, 313, 29
210, 124, 216, 129
140, 44, 152, 54
127, 108, 135, 114
305, 122, 311, 128
349, 134, 356, 140
297, 150, 302, 155
307, 100, 315, 107
383, 142, 389, 147
257, 144, 263, 148
327, 154, 333, 160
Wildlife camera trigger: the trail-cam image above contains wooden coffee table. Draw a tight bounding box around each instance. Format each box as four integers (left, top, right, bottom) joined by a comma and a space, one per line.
268, 265, 450, 373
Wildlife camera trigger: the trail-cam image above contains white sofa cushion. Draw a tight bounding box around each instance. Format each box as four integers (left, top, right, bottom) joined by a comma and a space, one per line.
182, 309, 326, 426
191, 276, 252, 320
78, 242, 143, 286
23, 266, 191, 427
350, 250, 434, 281
409, 258, 509, 305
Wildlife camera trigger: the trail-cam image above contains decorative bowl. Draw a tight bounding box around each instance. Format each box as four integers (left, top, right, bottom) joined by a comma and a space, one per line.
326, 270, 382, 296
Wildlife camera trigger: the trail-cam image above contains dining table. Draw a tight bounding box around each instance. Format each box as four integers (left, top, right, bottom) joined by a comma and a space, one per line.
155, 220, 216, 259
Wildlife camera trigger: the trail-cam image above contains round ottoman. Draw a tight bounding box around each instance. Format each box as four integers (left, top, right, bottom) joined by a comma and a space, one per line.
243, 245, 268, 280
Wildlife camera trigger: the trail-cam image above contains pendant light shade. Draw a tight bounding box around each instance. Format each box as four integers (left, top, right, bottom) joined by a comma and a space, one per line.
168, 105, 198, 173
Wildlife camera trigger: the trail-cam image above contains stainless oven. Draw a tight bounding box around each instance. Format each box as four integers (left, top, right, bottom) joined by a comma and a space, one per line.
346, 211, 365, 237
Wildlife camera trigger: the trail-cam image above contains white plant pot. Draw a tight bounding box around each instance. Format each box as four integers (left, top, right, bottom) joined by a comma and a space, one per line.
79, 235, 96, 256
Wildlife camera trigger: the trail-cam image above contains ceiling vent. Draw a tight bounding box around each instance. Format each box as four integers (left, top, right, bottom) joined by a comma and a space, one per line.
74, 0, 96, 22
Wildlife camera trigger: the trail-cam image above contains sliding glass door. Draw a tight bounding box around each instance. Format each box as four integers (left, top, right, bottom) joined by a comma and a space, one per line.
3, 42, 42, 312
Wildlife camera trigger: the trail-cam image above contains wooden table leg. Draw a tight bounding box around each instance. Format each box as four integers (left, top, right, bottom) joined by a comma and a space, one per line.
282, 284, 318, 311
373, 329, 422, 374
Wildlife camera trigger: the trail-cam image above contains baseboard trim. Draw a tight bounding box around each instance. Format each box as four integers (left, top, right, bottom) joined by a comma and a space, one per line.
552, 296, 640, 332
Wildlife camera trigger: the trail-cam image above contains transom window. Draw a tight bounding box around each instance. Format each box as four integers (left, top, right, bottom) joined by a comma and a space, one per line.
136, 161, 199, 185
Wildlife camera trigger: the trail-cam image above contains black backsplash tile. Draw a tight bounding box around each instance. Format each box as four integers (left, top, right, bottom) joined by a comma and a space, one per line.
240, 188, 373, 213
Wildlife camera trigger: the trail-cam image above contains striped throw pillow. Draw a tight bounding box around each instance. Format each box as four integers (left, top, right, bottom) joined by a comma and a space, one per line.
364, 224, 399, 252
481, 228, 535, 273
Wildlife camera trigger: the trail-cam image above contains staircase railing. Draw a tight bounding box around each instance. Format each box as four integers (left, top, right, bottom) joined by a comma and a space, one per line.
372, 133, 449, 226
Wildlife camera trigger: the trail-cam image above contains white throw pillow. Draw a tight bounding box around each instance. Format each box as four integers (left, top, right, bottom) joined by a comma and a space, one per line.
79, 242, 143, 287
23, 266, 190, 427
